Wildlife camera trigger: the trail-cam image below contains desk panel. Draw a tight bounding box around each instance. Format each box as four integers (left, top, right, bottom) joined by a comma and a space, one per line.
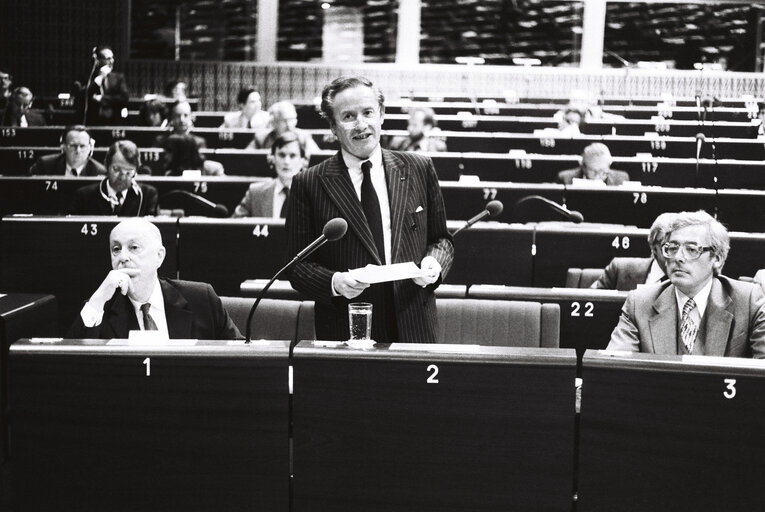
440, 182, 565, 222
9, 338, 289, 512
177, 218, 288, 296
447, 221, 534, 286
578, 351, 765, 511
0, 216, 178, 334
293, 342, 576, 512
0, 294, 56, 463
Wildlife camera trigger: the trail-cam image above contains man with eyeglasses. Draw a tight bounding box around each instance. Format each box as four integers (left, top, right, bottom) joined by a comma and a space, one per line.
69, 140, 158, 216
608, 210, 765, 357
557, 143, 630, 185
0, 86, 46, 127
29, 125, 106, 176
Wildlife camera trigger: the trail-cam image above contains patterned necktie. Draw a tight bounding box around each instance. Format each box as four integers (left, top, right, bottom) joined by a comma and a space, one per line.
140, 303, 159, 331
360, 160, 385, 262
279, 186, 289, 218
680, 298, 698, 354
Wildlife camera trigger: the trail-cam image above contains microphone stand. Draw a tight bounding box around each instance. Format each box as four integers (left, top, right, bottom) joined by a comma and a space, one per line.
82, 50, 99, 125
244, 258, 295, 343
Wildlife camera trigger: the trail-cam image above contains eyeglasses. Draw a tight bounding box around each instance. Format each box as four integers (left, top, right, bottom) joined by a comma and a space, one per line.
661, 242, 713, 260
110, 165, 136, 176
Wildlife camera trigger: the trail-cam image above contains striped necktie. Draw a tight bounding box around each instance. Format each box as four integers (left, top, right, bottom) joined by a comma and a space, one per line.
680, 298, 698, 354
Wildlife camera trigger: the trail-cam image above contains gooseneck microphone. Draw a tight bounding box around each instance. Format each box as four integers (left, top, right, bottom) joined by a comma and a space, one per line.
694, 132, 705, 188
245, 217, 348, 342
451, 200, 503, 237
513, 195, 584, 223
82, 46, 99, 125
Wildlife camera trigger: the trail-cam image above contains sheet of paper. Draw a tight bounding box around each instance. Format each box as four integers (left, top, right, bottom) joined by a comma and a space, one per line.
349, 262, 428, 284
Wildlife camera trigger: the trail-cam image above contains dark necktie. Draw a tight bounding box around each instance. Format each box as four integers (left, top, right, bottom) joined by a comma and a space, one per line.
69, 168, 78, 176
279, 186, 289, 218
140, 303, 159, 331
360, 160, 385, 262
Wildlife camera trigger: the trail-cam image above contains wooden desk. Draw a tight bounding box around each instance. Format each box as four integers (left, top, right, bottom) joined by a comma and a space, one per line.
9, 338, 289, 511
292, 342, 576, 511
578, 351, 765, 511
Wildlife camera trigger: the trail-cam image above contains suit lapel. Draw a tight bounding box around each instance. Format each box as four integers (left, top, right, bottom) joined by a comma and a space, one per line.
704, 279, 734, 356
160, 279, 193, 339
383, 150, 410, 264
320, 154, 381, 263
649, 285, 677, 354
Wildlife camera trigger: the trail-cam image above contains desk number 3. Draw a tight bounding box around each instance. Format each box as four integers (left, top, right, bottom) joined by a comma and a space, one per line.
723, 378, 736, 399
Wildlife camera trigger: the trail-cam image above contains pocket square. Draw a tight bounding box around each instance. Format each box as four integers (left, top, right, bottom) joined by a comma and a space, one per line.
415, 206, 424, 213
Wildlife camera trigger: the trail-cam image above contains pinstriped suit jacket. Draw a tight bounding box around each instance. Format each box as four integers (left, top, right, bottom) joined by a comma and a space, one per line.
286, 149, 454, 342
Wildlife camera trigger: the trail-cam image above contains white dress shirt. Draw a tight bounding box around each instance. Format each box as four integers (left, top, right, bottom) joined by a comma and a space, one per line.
644, 259, 665, 284
341, 145, 391, 264
80, 277, 168, 337
674, 277, 714, 329
272, 180, 289, 218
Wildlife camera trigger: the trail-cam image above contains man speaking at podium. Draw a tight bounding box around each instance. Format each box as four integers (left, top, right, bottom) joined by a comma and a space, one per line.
68, 218, 241, 340
607, 210, 765, 357
286, 76, 454, 343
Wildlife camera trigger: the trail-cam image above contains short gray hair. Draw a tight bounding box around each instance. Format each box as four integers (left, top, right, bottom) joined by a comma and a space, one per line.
647, 212, 677, 249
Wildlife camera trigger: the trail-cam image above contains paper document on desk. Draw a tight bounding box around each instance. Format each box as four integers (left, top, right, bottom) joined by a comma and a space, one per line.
349, 262, 428, 284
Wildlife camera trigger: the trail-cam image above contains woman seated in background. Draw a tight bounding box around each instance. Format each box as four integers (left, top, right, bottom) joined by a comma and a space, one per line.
138, 99, 168, 127
232, 131, 308, 218
162, 133, 225, 176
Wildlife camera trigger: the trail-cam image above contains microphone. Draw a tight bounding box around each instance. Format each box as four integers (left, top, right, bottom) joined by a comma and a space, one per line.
695, 133, 705, 189
513, 195, 583, 223
245, 218, 348, 342
695, 132, 705, 160
451, 200, 503, 237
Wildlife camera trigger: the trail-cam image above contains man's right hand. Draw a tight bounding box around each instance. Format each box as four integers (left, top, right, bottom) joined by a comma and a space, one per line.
88, 268, 141, 310
332, 272, 370, 299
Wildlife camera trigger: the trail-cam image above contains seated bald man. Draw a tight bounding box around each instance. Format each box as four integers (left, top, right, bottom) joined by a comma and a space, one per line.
68, 218, 241, 340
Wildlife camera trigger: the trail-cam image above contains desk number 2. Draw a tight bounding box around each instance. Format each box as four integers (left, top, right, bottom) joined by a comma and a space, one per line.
426, 364, 439, 384
143, 357, 151, 377
723, 378, 736, 399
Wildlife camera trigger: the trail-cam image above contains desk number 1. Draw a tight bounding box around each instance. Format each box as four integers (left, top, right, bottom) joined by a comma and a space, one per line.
143, 357, 151, 377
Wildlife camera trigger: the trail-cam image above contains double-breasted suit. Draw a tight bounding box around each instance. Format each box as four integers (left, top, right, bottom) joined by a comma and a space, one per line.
286, 149, 454, 343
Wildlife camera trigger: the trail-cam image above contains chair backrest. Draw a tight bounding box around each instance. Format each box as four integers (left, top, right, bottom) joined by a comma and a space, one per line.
435, 298, 560, 348
565, 268, 604, 288
220, 296, 303, 342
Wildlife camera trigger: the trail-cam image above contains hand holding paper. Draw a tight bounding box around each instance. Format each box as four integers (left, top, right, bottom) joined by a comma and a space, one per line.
413, 256, 441, 287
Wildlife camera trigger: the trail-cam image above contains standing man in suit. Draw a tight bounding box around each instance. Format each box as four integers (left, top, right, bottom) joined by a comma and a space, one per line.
592, 212, 676, 291
69, 140, 158, 216
557, 143, 630, 185
82, 46, 129, 126
28, 125, 106, 176
286, 76, 454, 343
607, 210, 765, 357
232, 131, 308, 218
1, 87, 46, 127
68, 217, 241, 339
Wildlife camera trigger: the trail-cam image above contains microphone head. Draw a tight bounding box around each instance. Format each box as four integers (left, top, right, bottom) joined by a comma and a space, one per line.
486, 200, 504, 217
696, 133, 705, 142
323, 218, 348, 241
569, 210, 584, 223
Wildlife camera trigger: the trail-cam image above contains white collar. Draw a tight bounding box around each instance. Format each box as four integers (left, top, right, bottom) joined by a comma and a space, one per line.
128, 277, 165, 314
341, 145, 382, 173
674, 277, 714, 318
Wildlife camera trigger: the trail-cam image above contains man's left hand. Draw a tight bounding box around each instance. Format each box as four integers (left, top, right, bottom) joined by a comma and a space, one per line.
413, 256, 441, 288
